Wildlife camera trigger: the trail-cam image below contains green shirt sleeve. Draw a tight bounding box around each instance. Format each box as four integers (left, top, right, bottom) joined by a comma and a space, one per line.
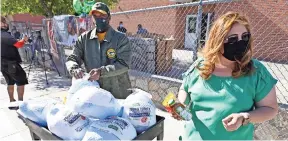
183, 78, 191, 106
181, 58, 202, 106
253, 59, 278, 102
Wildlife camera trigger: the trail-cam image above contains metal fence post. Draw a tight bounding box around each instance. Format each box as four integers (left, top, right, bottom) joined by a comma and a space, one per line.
195, 0, 203, 61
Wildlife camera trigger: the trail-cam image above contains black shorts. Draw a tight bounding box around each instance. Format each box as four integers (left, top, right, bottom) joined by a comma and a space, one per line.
1, 60, 28, 86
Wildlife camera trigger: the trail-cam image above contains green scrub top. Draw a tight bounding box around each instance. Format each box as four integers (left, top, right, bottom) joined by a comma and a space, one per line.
181, 58, 277, 140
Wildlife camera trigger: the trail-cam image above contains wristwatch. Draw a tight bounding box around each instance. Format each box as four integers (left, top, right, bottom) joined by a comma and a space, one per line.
241, 113, 251, 126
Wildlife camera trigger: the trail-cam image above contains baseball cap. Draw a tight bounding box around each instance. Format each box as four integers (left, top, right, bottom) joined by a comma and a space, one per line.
89, 2, 110, 16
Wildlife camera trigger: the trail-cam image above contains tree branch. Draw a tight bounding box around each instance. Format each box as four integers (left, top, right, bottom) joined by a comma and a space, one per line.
40, 0, 53, 17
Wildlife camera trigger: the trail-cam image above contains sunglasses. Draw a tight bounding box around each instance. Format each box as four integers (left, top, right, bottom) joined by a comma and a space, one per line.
225, 32, 251, 44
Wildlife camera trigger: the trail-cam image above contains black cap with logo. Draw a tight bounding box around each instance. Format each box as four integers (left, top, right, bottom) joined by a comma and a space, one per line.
89, 2, 110, 16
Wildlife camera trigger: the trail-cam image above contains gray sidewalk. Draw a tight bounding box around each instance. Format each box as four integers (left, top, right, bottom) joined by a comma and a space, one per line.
0, 65, 71, 140
1, 59, 287, 140
0, 65, 185, 141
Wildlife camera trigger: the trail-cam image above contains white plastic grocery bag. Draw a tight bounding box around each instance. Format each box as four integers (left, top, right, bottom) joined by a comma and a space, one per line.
66, 73, 100, 104
82, 116, 137, 141
17, 97, 60, 127
122, 89, 156, 133
46, 104, 91, 140
68, 86, 122, 119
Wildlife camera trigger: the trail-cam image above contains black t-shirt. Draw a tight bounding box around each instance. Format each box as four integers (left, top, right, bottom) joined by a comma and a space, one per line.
14, 31, 21, 39
1, 29, 22, 63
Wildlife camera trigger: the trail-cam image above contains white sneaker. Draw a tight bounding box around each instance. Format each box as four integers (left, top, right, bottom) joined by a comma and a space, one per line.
8, 101, 19, 108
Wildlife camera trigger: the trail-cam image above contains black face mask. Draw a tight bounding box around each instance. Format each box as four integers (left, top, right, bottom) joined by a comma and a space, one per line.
93, 16, 109, 33
223, 40, 249, 61
1, 26, 9, 32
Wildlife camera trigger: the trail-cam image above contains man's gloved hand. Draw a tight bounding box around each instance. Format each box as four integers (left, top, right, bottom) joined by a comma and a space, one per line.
88, 68, 101, 81
72, 68, 85, 79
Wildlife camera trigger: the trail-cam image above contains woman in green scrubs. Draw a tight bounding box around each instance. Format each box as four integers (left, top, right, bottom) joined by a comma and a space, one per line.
175, 12, 278, 140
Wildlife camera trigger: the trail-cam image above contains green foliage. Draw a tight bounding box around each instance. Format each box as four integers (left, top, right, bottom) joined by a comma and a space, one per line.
1, 0, 118, 17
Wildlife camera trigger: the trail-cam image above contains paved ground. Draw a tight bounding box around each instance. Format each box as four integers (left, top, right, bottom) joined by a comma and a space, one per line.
0, 65, 71, 140
0, 64, 186, 141
2, 49, 287, 140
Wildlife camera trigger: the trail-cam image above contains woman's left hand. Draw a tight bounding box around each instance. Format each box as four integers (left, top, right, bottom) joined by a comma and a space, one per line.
222, 113, 244, 132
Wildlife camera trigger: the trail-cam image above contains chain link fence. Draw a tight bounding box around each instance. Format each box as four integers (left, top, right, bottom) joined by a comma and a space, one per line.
7, 0, 287, 139
10, 16, 94, 77
109, 0, 288, 102
9, 21, 61, 75
108, 0, 288, 139
41, 16, 95, 76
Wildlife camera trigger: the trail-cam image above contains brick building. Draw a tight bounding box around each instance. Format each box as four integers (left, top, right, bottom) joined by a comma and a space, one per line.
110, 0, 288, 63
6, 13, 45, 31
8, 13, 45, 24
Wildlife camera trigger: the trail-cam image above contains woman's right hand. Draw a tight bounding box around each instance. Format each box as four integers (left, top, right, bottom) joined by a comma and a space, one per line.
171, 88, 188, 121
171, 111, 183, 121
171, 85, 191, 121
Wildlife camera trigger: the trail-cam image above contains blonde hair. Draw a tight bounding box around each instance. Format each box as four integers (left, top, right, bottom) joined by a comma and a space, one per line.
198, 12, 254, 80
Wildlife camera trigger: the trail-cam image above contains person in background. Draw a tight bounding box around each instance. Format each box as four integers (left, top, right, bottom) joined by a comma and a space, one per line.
117, 21, 127, 33
11, 26, 21, 39
137, 24, 148, 34
66, 2, 132, 99
173, 12, 278, 140
1, 16, 29, 108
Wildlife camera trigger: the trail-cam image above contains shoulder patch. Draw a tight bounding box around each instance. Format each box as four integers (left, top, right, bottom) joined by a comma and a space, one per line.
107, 48, 116, 59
